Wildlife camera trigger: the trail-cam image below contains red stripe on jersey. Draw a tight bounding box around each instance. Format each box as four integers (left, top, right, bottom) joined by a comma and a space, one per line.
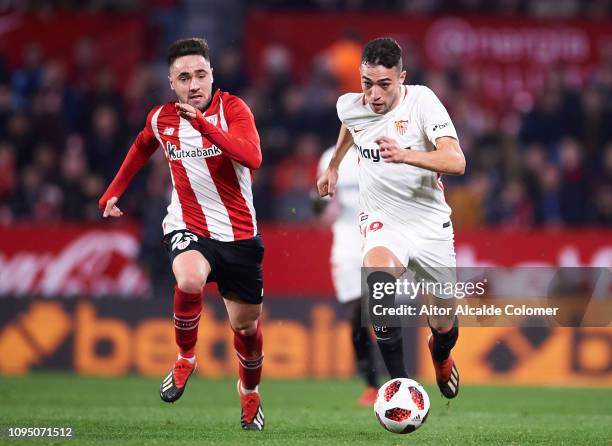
202, 121, 254, 240
436, 173, 445, 191
159, 107, 211, 237
205, 156, 254, 240
437, 173, 448, 204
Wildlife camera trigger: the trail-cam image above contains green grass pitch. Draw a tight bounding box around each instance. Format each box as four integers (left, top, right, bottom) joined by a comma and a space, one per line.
0, 374, 610, 445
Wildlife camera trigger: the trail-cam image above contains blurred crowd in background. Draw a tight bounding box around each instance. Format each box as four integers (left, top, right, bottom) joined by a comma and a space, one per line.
6, 0, 612, 18
1, 0, 611, 234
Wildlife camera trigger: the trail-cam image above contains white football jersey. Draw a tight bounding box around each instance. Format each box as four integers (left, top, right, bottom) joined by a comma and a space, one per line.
317, 146, 361, 266
336, 85, 458, 232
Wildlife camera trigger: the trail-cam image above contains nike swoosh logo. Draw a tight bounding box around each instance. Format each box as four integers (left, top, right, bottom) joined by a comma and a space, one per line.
354, 128, 365, 133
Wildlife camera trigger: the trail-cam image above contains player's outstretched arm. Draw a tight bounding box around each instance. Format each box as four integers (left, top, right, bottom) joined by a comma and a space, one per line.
316, 125, 354, 197
376, 135, 465, 175
98, 110, 160, 214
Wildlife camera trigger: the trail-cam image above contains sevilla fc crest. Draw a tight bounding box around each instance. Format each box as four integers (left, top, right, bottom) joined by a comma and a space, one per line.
394, 120, 409, 136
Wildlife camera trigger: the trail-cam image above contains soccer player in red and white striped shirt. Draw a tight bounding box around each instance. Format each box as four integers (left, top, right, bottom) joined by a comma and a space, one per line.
99, 38, 265, 431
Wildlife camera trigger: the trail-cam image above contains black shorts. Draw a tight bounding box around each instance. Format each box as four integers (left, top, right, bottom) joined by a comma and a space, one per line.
163, 230, 264, 304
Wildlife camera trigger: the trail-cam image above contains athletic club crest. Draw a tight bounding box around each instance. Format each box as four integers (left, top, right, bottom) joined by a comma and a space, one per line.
394, 120, 409, 136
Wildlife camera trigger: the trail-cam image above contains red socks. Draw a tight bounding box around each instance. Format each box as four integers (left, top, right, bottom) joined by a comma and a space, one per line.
174, 284, 263, 388
173, 286, 202, 358
233, 321, 264, 390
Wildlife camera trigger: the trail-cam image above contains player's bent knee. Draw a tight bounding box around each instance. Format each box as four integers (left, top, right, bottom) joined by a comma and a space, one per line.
232, 320, 258, 336
364, 247, 402, 269
175, 275, 206, 294
172, 251, 210, 293
428, 314, 455, 333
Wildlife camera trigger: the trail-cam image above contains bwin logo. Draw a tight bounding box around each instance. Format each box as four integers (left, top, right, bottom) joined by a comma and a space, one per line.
356, 145, 381, 162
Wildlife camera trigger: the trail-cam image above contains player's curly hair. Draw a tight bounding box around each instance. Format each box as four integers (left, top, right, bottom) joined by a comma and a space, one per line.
167, 37, 210, 66
361, 37, 402, 71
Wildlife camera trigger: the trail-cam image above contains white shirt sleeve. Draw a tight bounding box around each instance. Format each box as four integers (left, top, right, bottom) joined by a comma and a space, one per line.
336, 95, 348, 127
418, 87, 459, 146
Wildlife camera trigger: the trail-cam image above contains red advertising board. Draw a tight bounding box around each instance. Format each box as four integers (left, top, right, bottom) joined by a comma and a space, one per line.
0, 224, 149, 297
455, 230, 612, 267
0, 224, 611, 297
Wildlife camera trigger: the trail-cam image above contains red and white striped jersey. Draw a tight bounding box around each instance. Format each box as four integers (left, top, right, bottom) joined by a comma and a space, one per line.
99, 89, 261, 242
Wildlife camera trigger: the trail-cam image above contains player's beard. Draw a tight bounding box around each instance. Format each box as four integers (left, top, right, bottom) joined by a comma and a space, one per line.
192, 93, 212, 113
198, 98, 211, 113
180, 88, 212, 113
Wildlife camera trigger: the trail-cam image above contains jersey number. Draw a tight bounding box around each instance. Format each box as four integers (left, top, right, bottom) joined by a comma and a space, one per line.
361, 221, 383, 238
171, 231, 198, 251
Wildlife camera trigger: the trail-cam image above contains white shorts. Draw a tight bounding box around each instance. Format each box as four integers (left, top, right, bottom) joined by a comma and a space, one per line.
359, 211, 456, 298
331, 259, 362, 303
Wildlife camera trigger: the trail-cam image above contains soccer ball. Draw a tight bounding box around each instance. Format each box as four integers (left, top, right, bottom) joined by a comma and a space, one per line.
374, 378, 430, 434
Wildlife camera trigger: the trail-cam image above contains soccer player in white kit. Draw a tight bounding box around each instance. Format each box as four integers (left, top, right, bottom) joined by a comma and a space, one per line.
315, 146, 380, 406
317, 37, 465, 399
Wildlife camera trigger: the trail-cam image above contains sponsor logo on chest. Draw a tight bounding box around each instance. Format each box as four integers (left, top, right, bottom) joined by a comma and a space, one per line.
356, 145, 381, 162
165, 140, 221, 160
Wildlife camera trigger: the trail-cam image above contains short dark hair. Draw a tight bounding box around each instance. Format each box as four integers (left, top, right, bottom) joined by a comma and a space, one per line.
167, 38, 210, 67
361, 37, 402, 70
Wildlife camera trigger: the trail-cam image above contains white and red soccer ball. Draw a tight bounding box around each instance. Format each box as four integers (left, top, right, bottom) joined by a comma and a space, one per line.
374, 378, 430, 434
